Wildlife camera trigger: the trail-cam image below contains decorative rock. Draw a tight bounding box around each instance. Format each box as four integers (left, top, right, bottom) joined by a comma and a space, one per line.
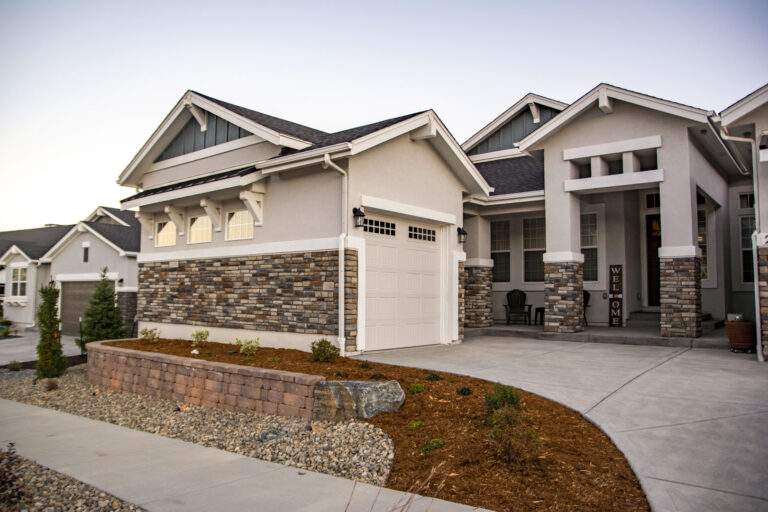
313, 380, 405, 421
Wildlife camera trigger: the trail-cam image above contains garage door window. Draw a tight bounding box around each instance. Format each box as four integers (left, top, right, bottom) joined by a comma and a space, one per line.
10, 267, 27, 297
408, 226, 436, 242
363, 218, 396, 236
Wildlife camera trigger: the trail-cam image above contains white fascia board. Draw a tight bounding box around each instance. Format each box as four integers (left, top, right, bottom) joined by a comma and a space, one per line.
121, 173, 264, 209
464, 190, 544, 206
86, 207, 130, 226
54, 272, 119, 282
563, 135, 662, 161
149, 135, 264, 173
42, 222, 130, 262
137, 237, 339, 263
258, 144, 352, 174
518, 84, 711, 152
469, 148, 524, 163
563, 169, 664, 194
462, 93, 568, 151
0, 245, 33, 266
350, 113, 432, 155
361, 195, 457, 225
719, 83, 768, 126
429, 113, 492, 196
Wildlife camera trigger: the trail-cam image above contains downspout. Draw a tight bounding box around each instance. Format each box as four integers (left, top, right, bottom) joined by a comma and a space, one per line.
720, 127, 764, 362
323, 153, 348, 355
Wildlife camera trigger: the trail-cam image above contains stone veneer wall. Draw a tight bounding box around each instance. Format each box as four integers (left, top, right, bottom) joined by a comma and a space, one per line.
659, 257, 701, 337
138, 250, 358, 350
458, 262, 466, 340
87, 341, 323, 419
758, 247, 768, 354
464, 265, 493, 328
117, 291, 137, 337
544, 261, 584, 333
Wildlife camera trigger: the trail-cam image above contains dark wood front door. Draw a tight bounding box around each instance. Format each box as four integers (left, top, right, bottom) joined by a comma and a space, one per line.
646, 214, 662, 307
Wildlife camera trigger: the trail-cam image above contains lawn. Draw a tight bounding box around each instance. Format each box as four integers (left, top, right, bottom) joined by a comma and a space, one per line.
108, 338, 649, 512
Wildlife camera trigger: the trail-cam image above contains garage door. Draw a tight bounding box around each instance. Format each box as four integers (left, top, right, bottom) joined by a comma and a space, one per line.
60, 281, 104, 336
364, 216, 442, 351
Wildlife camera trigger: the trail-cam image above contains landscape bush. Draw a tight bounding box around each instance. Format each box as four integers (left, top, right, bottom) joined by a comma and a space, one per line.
407, 383, 425, 394
484, 384, 539, 465
310, 338, 339, 362
425, 373, 442, 381
484, 383, 521, 414
422, 438, 445, 453
0, 442, 24, 507
79, 268, 125, 350
237, 338, 260, 355
7, 361, 22, 372
407, 419, 424, 430
191, 329, 209, 347
36, 282, 67, 379
139, 328, 160, 342
0, 319, 11, 327
0, 325, 9, 338
456, 386, 472, 396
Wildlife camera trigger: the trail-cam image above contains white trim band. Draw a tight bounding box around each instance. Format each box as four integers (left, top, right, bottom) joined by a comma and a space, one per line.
465, 258, 494, 267
543, 251, 585, 263
658, 245, 702, 258
137, 237, 340, 263
562, 135, 662, 161
564, 169, 664, 194
116, 286, 138, 293
360, 195, 457, 225
55, 272, 119, 282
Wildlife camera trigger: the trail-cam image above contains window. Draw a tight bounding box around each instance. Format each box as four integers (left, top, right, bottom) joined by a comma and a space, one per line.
363, 218, 396, 236
697, 209, 708, 280
10, 268, 27, 297
607, 158, 623, 175
82, 247, 89, 263
575, 160, 591, 179
580, 213, 598, 281
741, 215, 756, 282
740, 193, 755, 209
523, 218, 545, 282
226, 210, 254, 241
155, 221, 177, 247
490, 221, 510, 282
408, 226, 436, 242
645, 192, 660, 209
188, 215, 212, 244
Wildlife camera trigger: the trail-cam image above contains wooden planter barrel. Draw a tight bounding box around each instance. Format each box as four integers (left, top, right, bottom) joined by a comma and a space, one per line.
725, 320, 755, 353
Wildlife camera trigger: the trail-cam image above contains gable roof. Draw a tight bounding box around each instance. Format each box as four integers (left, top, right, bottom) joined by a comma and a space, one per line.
463, 93, 568, 153
475, 156, 544, 196
719, 82, 768, 126
40, 220, 140, 263
86, 206, 139, 227
517, 83, 714, 152
0, 225, 73, 262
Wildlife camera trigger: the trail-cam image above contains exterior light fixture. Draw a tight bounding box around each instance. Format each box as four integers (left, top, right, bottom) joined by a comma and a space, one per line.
352, 207, 366, 228
457, 227, 468, 244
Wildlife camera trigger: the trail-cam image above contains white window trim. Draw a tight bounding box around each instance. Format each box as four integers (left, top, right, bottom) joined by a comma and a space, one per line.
490, 220, 511, 284
698, 206, 717, 289
186, 214, 213, 245
581, 203, 606, 291
739, 214, 756, 285
224, 209, 255, 242
521, 215, 546, 291
731, 185, 756, 292
154, 220, 177, 248
9, 266, 28, 299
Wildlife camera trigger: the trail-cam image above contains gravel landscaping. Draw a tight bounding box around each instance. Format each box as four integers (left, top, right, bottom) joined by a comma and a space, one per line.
3, 452, 144, 512
0, 367, 394, 486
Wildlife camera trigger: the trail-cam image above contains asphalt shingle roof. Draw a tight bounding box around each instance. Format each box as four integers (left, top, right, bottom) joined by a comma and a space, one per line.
100, 207, 140, 227
122, 166, 258, 203
0, 225, 74, 260
85, 221, 140, 253
475, 156, 544, 196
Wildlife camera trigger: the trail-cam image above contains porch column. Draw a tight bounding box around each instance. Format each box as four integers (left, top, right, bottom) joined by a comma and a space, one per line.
463, 215, 493, 328
659, 177, 702, 337
543, 180, 584, 333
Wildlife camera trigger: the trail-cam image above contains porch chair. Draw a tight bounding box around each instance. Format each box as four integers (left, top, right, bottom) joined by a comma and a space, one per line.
583, 290, 591, 327
504, 289, 532, 325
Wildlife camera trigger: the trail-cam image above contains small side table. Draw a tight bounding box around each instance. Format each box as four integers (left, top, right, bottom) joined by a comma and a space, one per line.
534, 307, 545, 325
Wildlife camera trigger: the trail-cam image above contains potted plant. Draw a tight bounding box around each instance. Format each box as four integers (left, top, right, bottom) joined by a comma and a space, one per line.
725, 314, 756, 353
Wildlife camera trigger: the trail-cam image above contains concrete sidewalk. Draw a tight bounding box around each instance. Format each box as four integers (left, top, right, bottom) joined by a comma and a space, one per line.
359, 337, 768, 512
0, 332, 80, 365
0, 399, 481, 512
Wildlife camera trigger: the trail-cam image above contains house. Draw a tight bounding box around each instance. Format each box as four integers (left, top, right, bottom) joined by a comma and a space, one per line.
119, 85, 766, 355
461, 83, 766, 353
0, 207, 140, 335
118, 91, 488, 353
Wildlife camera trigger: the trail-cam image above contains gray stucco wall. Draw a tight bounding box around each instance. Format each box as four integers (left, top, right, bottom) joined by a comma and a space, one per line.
49, 231, 137, 287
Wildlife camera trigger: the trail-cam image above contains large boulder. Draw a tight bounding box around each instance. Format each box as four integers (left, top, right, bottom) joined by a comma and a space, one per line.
313, 380, 405, 422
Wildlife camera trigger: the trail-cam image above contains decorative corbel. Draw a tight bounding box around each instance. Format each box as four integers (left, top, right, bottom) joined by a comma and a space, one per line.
528, 102, 541, 124
598, 88, 613, 114
163, 206, 185, 236
183, 99, 208, 132
134, 212, 155, 240
239, 183, 266, 226
200, 198, 223, 232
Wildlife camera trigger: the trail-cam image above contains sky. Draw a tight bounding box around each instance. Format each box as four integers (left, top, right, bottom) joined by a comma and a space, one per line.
0, 0, 766, 230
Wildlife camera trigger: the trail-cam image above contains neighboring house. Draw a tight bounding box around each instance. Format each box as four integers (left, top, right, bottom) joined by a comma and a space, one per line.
119, 90, 488, 353
461, 83, 767, 347
0, 207, 140, 334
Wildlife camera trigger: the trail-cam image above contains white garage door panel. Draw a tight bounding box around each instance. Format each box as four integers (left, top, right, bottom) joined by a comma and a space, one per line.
364, 216, 442, 351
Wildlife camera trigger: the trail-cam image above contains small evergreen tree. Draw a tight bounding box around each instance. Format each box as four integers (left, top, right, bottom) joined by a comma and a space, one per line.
79, 268, 125, 350
37, 282, 67, 378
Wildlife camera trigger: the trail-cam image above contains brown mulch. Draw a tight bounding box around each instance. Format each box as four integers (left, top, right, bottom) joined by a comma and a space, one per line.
107, 339, 649, 512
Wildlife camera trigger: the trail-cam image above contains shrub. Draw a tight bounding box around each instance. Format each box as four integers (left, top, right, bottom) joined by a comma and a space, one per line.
456, 387, 472, 396
422, 438, 445, 453
79, 268, 125, 351
0, 325, 9, 338
407, 419, 424, 430
488, 405, 539, 465
485, 383, 521, 414
237, 338, 260, 355
407, 383, 425, 394
36, 282, 67, 379
191, 329, 209, 347
0, 442, 24, 506
358, 361, 372, 370
0, 319, 11, 327
310, 338, 339, 363
7, 361, 22, 372
425, 373, 442, 382
139, 328, 160, 342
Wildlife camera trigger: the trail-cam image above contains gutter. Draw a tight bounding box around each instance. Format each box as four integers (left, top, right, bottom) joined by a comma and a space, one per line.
322, 153, 349, 356
720, 126, 764, 362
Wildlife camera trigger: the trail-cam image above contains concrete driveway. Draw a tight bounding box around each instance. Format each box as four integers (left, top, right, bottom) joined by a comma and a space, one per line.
0, 331, 81, 365
359, 336, 768, 512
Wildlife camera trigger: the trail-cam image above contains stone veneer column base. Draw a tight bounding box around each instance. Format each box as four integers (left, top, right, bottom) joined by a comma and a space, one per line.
544, 261, 584, 333
464, 265, 493, 328
458, 262, 466, 340
117, 291, 137, 337
659, 256, 701, 338
758, 247, 768, 356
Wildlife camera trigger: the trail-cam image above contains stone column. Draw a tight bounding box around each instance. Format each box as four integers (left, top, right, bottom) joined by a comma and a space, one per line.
758, 245, 768, 356
659, 255, 701, 337
116, 291, 137, 337
544, 258, 584, 333
344, 249, 359, 352
458, 262, 466, 340
464, 262, 493, 328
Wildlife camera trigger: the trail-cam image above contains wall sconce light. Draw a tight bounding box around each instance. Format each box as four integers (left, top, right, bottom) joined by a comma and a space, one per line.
457, 227, 468, 244
352, 207, 366, 228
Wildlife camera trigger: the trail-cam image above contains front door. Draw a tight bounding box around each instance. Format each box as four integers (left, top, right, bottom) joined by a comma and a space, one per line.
645, 214, 662, 307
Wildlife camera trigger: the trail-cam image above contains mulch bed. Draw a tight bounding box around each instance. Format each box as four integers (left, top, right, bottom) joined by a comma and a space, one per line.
108, 339, 649, 512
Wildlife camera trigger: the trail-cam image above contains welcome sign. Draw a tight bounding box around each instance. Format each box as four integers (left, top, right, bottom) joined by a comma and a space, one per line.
609, 265, 623, 327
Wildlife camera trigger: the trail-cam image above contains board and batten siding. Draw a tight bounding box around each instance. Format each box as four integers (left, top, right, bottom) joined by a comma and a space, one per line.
155, 112, 252, 162
469, 106, 559, 155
